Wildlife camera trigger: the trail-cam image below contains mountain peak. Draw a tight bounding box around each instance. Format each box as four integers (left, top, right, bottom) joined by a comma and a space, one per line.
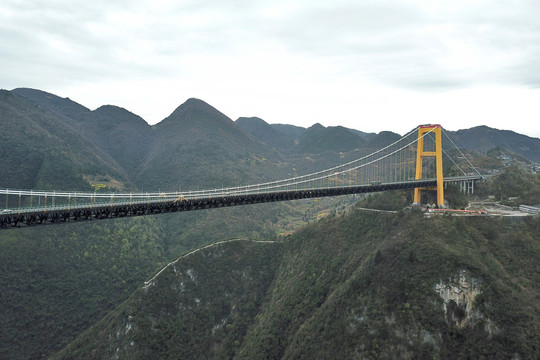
177, 97, 219, 113
185, 97, 208, 105
158, 98, 232, 128
236, 116, 267, 126
92, 105, 148, 125
308, 123, 325, 130
12, 87, 90, 121
93, 104, 129, 117
12, 88, 88, 109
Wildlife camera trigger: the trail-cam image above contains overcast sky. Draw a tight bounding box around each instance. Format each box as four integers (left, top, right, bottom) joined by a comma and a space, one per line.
1, 0, 539, 137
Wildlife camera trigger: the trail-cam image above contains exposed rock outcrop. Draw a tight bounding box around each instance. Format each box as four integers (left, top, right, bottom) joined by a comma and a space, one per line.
434, 269, 501, 337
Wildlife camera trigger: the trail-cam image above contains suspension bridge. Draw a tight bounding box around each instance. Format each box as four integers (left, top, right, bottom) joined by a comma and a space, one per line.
0, 125, 483, 229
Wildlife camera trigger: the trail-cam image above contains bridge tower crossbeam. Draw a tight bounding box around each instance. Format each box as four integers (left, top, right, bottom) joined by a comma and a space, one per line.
413, 124, 445, 207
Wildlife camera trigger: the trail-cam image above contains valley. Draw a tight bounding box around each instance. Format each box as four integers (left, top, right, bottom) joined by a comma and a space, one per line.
0, 88, 539, 359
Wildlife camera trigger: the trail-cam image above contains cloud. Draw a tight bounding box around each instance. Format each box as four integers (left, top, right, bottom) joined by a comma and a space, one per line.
251, 0, 540, 90
1, 0, 539, 137
3, 0, 539, 88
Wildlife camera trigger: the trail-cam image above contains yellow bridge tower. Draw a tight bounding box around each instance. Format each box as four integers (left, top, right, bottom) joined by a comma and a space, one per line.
413, 124, 445, 207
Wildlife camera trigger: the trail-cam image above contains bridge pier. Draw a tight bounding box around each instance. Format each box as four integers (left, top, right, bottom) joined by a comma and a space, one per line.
459, 180, 474, 195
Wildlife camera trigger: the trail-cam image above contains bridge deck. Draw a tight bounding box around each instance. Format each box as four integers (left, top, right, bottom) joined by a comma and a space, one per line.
0, 176, 482, 229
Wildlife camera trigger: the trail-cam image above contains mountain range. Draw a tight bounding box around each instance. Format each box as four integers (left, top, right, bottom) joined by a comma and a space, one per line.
5, 88, 540, 192
1, 87, 539, 359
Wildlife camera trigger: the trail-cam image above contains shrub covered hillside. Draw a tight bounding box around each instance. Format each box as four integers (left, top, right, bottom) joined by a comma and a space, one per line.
238, 208, 539, 359
0, 218, 168, 360
55, 240, 283, 359
55, 195, 540, 359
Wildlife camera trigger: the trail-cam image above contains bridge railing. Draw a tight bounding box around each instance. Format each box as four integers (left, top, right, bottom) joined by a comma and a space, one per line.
0, 126, 485, 215
0, 175, 484, 215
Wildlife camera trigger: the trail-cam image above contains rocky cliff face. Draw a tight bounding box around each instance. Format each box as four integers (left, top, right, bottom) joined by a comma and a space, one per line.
435, 270, 482, 328
435, 270, 501, 336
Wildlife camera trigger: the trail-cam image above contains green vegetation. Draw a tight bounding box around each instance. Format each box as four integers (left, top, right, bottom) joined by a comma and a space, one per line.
236, 117, 295, 150
2, 88, 540, 359
240, 211, 538, 359
136, 98, 291, 192
451, 125, 540, 163
0, 218, 167, 359
295, 123, 366, 153
359, 187, 468, 210
158, 196, 359, 256
478, 166, 540, 205
0, 90, 130, 191
55, 240, 282, 360
361, 190, 411, 211
50, 200, 540, 359
444, 184, 469, 209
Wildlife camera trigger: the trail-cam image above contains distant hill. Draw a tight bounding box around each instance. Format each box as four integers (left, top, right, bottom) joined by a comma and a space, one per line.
365, 130, 402, 149
0, 90, 130, 190
78, 105, 154, 177
12, 88, 155, 180
7, 91, 291, 191
236, 117, 295, 150
448, 126, 540, 163
295, 123, 366, 153
270, 123, 306, 142
137, 98, 289, 190
12, 87, 91, 122
347, 127, 377, 141
270, 123, 376, 143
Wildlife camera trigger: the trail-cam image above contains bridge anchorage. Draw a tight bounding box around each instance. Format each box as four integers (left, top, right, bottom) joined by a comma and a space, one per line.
0, 125, 484, 228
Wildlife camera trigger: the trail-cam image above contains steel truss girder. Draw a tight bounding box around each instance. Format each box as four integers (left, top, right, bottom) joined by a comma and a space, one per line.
0, 180, 439, 229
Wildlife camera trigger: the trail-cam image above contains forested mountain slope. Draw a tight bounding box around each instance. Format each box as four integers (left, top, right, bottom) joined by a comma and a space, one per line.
56, 239, 282, 359
137, 98, 290, 190
0, 89, 344, 359
73, 105, 155, 177
237, 204, 540, 359
236, 117, 295, 151
295, 123, 366, 153
0, 218, 168, 359
448, 125, 540, 163
12, 87, 92, 122
2, 87, 539, 359
0, 90, 130, 190
55, 193, 540, 359
11, 88, 156, 182
270, 123, 306, 142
